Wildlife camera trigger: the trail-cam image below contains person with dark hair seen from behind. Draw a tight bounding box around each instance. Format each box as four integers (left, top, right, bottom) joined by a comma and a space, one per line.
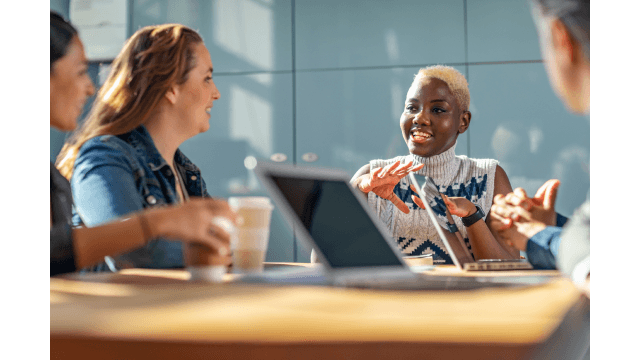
50, 11, 236, 276
489, 0, 589, 286
56, 20, 228, 271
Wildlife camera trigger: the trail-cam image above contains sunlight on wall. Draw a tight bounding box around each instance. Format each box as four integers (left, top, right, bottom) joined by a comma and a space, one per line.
391, 82, 403, 123
552, 145, 589, 179
529, 126, 543, 154
229, 79, 273, 158
143, 1, 161, 18
167, 0, 196, 24
214, 0, 274, 70
385, 29, 399, 62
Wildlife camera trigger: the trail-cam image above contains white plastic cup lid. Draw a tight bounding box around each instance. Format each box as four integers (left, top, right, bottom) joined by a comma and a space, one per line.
228, 196, 274, 209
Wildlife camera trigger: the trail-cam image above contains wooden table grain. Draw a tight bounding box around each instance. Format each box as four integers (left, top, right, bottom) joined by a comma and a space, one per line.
50, 264, 589, 360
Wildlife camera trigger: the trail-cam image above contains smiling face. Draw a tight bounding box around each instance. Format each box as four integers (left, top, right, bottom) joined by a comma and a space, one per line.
50, 36, 95, 131
173, 42, 220, 137
400, 77, 470, 157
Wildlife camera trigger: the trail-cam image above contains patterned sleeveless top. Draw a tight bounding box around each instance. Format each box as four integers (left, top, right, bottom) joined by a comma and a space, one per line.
367, 144, 498, 264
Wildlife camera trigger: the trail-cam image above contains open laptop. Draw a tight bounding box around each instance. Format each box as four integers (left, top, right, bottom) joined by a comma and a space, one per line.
408, 173, 534, 271
243, 162, 550, 290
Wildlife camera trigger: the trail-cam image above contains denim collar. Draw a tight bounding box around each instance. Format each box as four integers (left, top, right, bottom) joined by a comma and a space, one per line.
121, 125, 199, 173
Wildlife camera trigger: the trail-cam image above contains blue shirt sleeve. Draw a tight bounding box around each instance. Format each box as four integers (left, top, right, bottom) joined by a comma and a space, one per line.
556, 212, 568, 227
523, 212, 569, 270
526, 226, 563, 269
71, 138, 145, 227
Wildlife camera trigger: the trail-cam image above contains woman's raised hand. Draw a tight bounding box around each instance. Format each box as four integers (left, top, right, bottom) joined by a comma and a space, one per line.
409, 185, 475, 217
441, 194, 477, 218
357, 160, 424, 214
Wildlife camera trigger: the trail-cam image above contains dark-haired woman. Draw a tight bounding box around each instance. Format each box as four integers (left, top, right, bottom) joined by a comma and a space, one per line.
50, 12, 235, 276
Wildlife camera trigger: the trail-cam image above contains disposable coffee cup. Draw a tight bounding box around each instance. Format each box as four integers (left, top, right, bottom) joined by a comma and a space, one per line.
184, 243, 228, 282
228, 197, 274, 274
184, 217, 235, 283
187, 265, 227, 282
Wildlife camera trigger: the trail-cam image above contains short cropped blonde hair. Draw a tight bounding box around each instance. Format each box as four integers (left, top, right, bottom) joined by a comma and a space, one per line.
414, 65, 470, 112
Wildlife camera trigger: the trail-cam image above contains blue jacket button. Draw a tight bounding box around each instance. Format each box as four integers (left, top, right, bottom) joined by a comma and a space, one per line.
146, 195, 157, 205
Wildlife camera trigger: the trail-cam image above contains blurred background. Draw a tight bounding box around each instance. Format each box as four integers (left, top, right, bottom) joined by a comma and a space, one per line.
50, 0, 590, 263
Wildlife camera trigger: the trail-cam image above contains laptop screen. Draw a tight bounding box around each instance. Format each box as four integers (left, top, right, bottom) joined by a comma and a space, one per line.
269, 175, 404, 268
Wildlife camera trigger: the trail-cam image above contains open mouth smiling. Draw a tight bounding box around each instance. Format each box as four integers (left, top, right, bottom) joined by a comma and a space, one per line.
410, 129, 432, 143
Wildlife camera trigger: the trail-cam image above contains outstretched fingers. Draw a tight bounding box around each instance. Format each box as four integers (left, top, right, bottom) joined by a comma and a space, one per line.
409, 184, 426, 209
359, 167, 383, 192
441, 194, 467, 218
411, 195, 426, 209
534, 179, 559, 199
371, 166, 384, 178
393, 161, 414, 174
542, 179, 560, 209
378, 160, 401, 178
395, 162, 424, 177
389, 193, 410, 214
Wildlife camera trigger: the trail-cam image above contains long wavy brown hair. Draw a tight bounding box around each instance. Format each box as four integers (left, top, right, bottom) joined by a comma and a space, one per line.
56, 24, 203, 179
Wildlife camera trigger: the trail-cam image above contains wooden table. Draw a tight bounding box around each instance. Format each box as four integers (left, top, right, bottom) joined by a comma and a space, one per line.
50, 264, 589, 360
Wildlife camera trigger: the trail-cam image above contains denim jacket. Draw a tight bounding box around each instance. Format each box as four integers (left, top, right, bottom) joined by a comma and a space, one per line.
71, 125, 210, 271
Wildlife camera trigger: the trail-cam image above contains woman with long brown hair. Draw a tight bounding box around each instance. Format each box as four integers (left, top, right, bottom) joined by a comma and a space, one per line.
57, 22, 229, 270
50, 12, 235, 276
